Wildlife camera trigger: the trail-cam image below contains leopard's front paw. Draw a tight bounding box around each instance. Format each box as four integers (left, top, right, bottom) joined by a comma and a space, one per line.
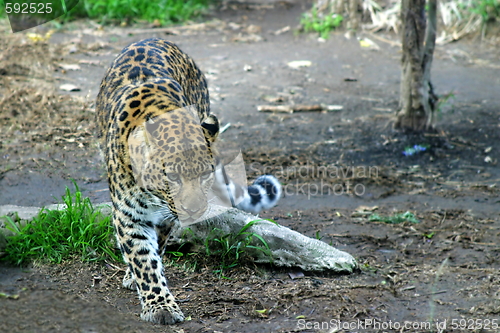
122, 267, 136, 290
141, 302, 185, 325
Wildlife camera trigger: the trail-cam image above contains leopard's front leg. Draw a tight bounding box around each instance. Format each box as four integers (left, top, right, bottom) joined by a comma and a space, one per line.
114, 213, 184, 325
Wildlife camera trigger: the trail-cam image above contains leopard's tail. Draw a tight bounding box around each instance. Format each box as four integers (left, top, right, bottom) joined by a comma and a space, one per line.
235, 175, 282, 214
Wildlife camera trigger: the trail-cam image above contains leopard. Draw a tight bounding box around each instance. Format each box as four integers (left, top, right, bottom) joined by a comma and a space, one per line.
95, 38, 281, 325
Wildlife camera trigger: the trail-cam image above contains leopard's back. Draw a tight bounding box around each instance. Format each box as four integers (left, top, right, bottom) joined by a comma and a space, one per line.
96, 38, 210, 147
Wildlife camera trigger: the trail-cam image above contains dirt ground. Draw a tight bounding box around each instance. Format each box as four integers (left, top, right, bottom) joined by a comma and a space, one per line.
1, 1, 500, 332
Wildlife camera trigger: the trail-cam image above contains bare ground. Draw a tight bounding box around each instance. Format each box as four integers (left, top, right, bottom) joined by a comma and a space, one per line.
1, 1, 500, 332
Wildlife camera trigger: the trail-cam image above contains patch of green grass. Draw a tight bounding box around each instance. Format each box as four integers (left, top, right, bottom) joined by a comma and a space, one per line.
470, 0, 500, 23
300, 7, 343, 39
1, 184, 120, 265
0, 0, 211, 24
66, 0, 212, 25
436, 91, 455, 114
204, 220, 273, 278
422, 231, 435, 239
369, 211, 420, 224
166, 221, 275, 277
164, 228, 200, 272
361, 262, 378, 273
433, 91, 456, 122
164, 250, 199, 272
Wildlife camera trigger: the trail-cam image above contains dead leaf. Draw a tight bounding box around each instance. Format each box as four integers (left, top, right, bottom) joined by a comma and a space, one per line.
273, 26, 290, 35
78, 59, 101, 66
58, 63, 81, 71
245, 24, 261, 34
373, 107, 392, 112
358, 37, 380, 50
26, 30, 54, 43
261, 95, 287, 103
325, 105, 343, 111
228, 22, 241, 30
352, 205, 379, 217
231, 33, 263, 43
59, 84, 81, 92
287, 60, 312, 69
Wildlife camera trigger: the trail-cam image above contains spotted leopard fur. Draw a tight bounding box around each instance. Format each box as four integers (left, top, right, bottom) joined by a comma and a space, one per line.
96, 38, 281, 325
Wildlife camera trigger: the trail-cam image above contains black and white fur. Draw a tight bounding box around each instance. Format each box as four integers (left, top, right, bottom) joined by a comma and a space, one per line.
212, 165, 281, 214
236, 175, 282, 214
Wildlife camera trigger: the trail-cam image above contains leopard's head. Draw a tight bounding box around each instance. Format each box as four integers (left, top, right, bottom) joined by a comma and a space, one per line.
128, 106, 219, 223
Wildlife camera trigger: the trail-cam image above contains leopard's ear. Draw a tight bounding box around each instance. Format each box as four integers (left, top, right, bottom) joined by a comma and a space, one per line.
201, 114, 219, 143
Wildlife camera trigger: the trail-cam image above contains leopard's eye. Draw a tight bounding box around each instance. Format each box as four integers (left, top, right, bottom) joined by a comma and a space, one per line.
165, 173, 180, 183
200, 171, 212, 181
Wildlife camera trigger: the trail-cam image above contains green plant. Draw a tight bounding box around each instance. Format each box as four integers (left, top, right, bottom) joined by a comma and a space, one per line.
164, 228, 200, 272
164, 249, 199, 272
422, 231, 435, 239
65, 0, 211, 25
369, 211, 420, 224
204, 220, 273, 277
470, 0, 500, 23
300, 6, 343, 39
1, 184, 119, 265
436, 91, 455, 114
361, 262, 378, 273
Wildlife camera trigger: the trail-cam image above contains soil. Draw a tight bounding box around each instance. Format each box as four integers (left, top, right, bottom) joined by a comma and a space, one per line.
1, 1, 500, 332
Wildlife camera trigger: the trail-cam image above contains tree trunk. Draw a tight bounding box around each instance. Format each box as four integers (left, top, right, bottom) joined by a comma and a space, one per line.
346, 0, 360, 31
315, 0, 360, 31
394, 0, 438, 131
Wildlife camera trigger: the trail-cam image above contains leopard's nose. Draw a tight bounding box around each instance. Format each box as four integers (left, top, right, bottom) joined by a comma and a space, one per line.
181, 204, 206, 217
182, 205, 201, 214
